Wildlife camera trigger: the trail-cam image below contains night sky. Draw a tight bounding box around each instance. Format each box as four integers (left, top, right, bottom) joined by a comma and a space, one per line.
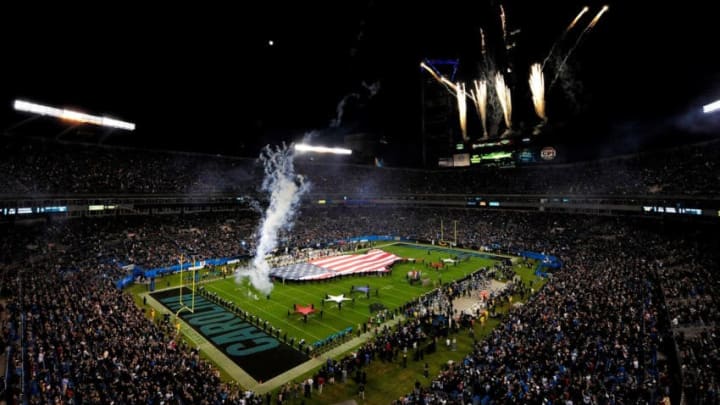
0, 1, 717, 163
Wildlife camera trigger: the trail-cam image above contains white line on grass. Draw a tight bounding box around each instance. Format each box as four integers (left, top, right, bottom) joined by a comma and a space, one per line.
216, 282, 341, 334
289, 281, 411, 315
264, 288, 359, 332
274, 283, 373, 319
204, 284, 325, 341
219, 281, 352, 337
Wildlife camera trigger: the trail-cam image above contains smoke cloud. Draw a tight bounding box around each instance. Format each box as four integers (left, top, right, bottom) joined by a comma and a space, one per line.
362, 80, 381, 97
330, 93, 360, 128
236, 144, 310, 295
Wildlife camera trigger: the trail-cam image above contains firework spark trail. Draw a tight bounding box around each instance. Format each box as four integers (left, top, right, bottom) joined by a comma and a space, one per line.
529, 63, 546, 121
550, 5, 609, 89
471, 79, 488, 138
480, 28, 487, 56
494, 72, 512, 133
479, 27, 497, 76
236, 144, 310, 295
500, 5, 508, 47
440, 76, 460, 96
542, 6, 590, 69
420, 62, 442, 83
588, 5, 609, 29
456, 82, 468, 141
567, 6, 591, 31
421, 62, 460, 96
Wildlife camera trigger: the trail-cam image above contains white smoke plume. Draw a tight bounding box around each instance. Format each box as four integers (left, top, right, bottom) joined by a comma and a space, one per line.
362, 80, 381, 97
236, 144, 310, 295
330, 93, 360, 127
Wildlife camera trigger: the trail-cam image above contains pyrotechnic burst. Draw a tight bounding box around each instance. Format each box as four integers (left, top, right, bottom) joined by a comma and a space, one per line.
480, 28, 487, 56
494, 73, 512, 134
419, 4, 607, 140
499, 5, 508, 46
529, 63, 546, 121
438, 76, 462, 97
588, 5, 609, 29
543, 6, 590, 69
567, 6, 590, 31
551, 5, 609, 89
421, 62, 460, 96
471, 79, 488, 138
420, 61, 442, 83
456, 82, 468, 141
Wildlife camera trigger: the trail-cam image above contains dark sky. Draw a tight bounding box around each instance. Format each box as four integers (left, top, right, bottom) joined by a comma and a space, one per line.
1, 1, 718, 161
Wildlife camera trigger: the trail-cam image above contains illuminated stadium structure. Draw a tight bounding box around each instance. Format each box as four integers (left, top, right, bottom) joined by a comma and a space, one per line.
1, 135, 719, 404
2, 3, 718, 404
14, 99, 136, 131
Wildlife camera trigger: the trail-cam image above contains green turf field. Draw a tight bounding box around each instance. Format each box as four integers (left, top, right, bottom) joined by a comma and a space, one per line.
128, 242, 549, 400
197, 243, 499, 346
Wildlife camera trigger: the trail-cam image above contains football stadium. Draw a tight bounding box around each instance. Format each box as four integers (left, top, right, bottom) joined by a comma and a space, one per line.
1, 2, 719, 405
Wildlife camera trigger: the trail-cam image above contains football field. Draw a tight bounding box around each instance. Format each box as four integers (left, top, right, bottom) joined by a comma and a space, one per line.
133, 242, 544, 397
197, 243, 500, 345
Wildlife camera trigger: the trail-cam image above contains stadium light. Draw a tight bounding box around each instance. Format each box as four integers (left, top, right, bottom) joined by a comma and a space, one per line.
14, 99, 135, 131
703, 99, 720, 114
294, 143, 352, 155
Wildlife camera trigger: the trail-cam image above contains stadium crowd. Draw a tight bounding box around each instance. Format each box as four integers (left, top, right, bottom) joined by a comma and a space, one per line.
0, 207, 575, 273
656, 238, 720, 405
1, 137, 719, 197
1, 207, 718, 404
2, 132, 720, 405
401, 224, 669, 403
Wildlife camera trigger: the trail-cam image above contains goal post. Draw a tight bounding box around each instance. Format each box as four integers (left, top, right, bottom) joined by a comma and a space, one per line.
175, 254, 199, 334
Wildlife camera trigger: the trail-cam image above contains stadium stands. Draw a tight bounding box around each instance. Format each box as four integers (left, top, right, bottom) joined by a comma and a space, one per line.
1, 137, 719, 197
2, 136, 720, 404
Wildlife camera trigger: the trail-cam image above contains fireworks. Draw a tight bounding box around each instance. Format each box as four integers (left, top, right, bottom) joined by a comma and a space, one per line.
471, 80, 488, 138
420, 62, 442, 83
551, 5, 610, 89
499, 5, 508, 45
529, 63, 546, 121
494, 73, 512, 133
543, 6, 590, 69
480, 28, 487, 56
456, 82, 468, 141
441, 76, 459, 93
588, 5, 610, 29
419, 4, 607, 140
567, 6, 590, 32
422, 62, 460, 96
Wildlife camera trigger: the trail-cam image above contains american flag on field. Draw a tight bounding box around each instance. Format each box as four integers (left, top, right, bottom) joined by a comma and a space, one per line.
269, 249, 401, 281
311, 249, 401, 275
